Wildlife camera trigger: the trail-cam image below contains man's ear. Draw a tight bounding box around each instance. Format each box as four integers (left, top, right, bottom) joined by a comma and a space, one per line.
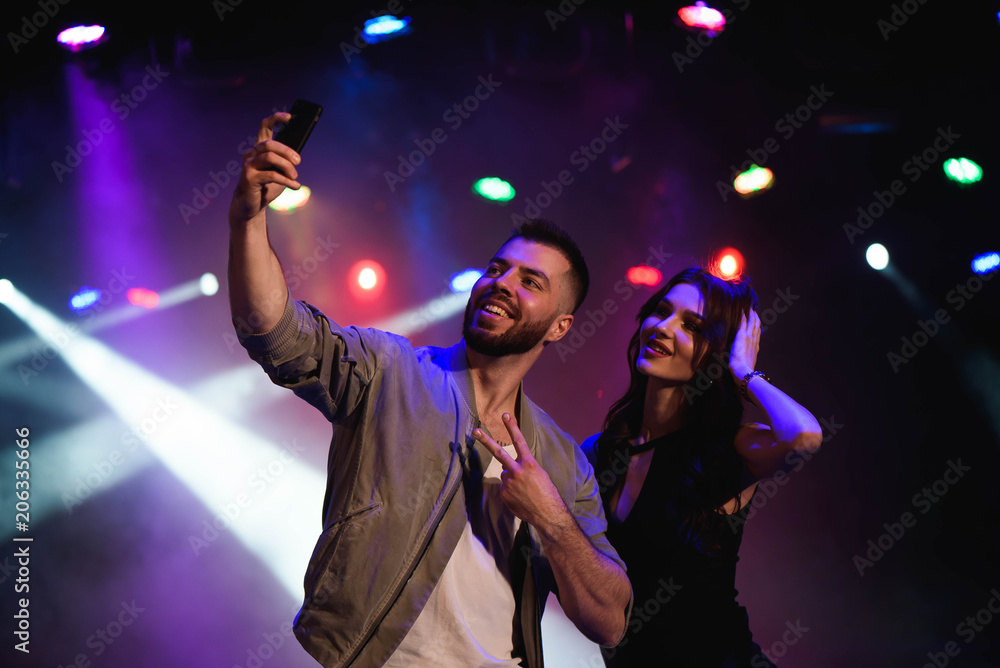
545, 313, 574, 343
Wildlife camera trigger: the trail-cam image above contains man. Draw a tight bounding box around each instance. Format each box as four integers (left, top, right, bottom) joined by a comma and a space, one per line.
228, 112, 631, 667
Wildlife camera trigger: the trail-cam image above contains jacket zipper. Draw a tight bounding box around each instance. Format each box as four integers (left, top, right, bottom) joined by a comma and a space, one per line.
337, 443, 465, 667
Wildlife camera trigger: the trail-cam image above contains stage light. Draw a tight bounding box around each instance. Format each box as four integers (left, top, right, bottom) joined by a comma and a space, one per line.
678, 2, 726, 31
56, 25, 107, 51
734, 165, 774, 197
450, 269, 483, 293
349, 260, 386, 300
268, 186, 311, 212
819, 113, 897, 135
200, 273, 219, 296
69, 286, 102, 312
626, 266, 662, 287
710, 247, 744, 280
127, 288, 160, 309
473, 178, 515, 202
972, 252, 999, 275
362, 15, 412, 44
943, 158, 982, 185
866, 243, 889, 270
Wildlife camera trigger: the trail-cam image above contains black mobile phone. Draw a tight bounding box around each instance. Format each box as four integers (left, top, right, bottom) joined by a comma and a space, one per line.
274, 99, 323, 154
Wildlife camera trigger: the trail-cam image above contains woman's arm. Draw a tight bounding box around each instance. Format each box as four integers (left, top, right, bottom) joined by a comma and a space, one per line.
729, 310, 823, 480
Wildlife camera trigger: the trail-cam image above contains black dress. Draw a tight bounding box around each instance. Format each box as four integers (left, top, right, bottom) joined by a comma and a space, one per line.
591, 428, 777, 668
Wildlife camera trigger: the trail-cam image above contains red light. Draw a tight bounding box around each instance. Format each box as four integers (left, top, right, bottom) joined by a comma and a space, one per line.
627, 265, 662, 286
711, 248, 744, 281
678, 3, 726, 31
348, 260, 386, 300
127, 288, 160, 309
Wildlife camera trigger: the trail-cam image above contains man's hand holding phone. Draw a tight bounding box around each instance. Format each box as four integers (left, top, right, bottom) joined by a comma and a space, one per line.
228, 112, 303, 228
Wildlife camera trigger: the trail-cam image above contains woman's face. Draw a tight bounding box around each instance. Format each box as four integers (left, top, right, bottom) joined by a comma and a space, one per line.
636, 283, 708, 384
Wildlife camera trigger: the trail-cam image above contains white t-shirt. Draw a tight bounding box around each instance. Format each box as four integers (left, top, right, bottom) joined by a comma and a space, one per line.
385, 444, 524, 666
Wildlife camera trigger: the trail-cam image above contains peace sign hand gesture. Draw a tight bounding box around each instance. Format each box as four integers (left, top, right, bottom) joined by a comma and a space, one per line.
473, 413, 569, 532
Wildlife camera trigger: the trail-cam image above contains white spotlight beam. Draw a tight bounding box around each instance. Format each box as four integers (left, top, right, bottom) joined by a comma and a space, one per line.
373, 290, 470, 337
1, 282, 324, 598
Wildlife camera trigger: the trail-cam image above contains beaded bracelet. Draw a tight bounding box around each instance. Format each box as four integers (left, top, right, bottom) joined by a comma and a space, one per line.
740, 370, 770, 401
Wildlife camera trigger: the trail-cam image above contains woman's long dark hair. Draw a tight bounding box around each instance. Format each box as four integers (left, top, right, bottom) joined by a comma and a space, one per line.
596, 267, 759, 555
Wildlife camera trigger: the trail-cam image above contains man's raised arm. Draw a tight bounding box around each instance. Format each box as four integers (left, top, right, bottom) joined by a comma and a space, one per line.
227, 112, 302, 334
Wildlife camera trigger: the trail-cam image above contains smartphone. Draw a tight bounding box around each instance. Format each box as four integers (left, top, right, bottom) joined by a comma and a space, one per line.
274, 99, 323, 154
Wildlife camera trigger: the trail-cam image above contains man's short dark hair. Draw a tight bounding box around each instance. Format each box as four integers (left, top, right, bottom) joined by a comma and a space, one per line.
503, 219, 589, 314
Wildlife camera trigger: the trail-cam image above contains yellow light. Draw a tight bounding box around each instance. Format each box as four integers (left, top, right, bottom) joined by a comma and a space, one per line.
268, 186, 311, 212
733, 165, 774, 196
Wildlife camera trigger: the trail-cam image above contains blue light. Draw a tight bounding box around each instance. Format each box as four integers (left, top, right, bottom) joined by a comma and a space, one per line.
449, 269, 483, 293
822, 122, 896, 135
972, 252, 1000, 275
69, 286, 102, 312
362, 15, 412, 44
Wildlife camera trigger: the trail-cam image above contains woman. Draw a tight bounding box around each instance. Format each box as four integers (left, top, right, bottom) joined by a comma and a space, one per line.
583, 267, 822, 666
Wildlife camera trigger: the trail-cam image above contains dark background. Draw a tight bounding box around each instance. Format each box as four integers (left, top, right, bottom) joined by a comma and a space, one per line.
1, 1, 998, 666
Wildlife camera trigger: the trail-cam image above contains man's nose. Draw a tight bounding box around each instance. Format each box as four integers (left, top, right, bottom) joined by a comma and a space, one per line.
491, 269, 515, 295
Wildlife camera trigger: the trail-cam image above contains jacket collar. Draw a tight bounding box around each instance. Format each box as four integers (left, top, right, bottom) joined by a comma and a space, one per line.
445, 339, 537, 457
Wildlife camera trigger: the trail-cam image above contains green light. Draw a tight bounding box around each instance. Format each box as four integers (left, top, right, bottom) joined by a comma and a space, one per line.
943, 158, 982, 184
733, 165, 773, 196
473, 177, 515, 202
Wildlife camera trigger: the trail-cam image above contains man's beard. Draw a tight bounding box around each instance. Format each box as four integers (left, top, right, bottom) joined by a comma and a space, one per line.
462, 296, 552, 357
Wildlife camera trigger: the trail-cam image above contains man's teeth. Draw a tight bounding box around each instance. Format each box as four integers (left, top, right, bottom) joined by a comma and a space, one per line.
483, 304, 511, 318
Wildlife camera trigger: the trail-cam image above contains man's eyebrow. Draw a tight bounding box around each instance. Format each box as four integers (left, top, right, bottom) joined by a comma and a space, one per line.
522, 266, 551, 286
486, 258, 551, 287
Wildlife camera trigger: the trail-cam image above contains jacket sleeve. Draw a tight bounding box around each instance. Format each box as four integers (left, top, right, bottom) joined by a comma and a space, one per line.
237, 289, 404, 423
570, 436, 634, 647
571, 438, 625, 573
579, 433, 600, 471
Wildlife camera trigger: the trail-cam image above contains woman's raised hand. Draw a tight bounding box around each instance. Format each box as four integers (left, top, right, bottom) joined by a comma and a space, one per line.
728, 309, 761, 379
